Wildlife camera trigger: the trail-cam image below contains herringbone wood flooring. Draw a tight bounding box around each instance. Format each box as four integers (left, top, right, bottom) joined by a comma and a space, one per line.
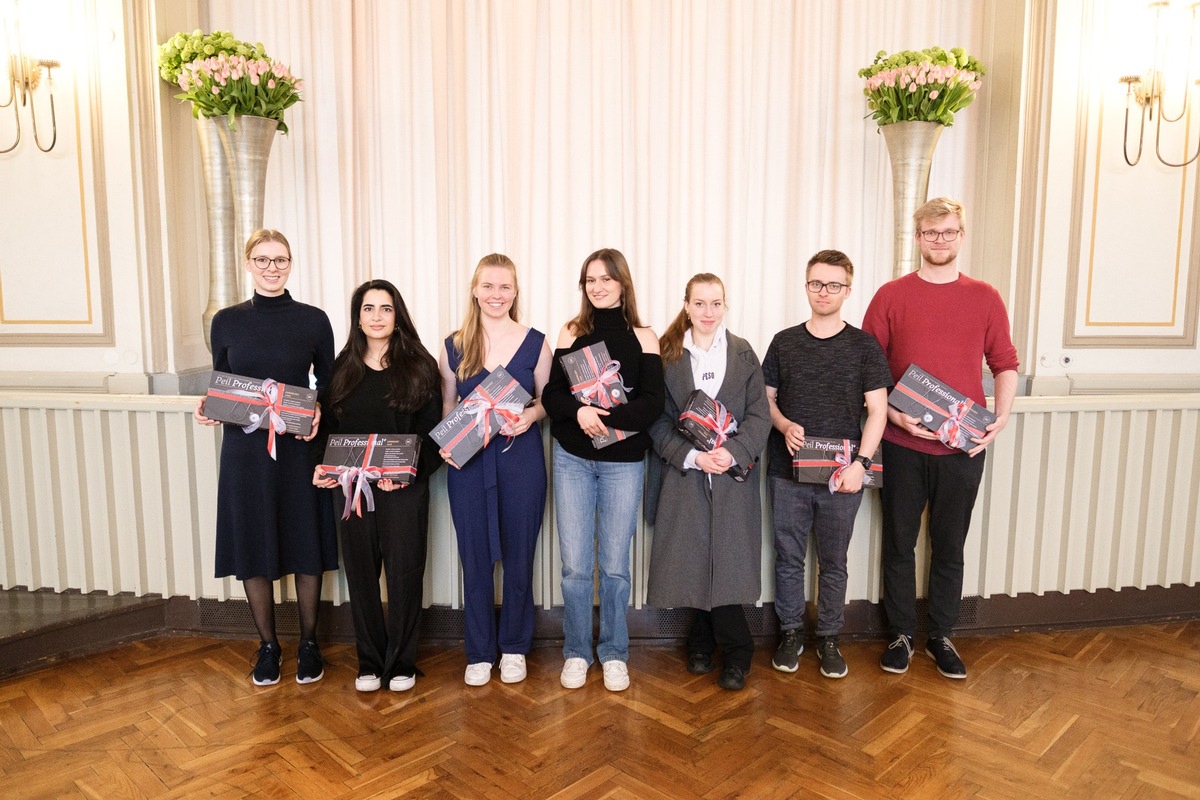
1, 622, 1197, 799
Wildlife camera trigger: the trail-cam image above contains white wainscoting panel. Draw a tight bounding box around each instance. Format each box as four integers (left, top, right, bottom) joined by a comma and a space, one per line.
0, 393, 1197, 608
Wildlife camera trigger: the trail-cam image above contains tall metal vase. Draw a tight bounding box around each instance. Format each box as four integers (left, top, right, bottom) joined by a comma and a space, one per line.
880, 121, 944, 278
215, 113, 280, 297
196, 117, 236, 351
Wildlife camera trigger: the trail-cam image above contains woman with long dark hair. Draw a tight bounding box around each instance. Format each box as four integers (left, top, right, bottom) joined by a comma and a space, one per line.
314, 279, 442, 692
647, 273, 770, 690
541, 248, 665, 692
194, 229, 337, 686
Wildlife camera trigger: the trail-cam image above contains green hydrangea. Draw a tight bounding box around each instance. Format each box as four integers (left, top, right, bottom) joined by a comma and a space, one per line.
157, 30, 267, 84
858, 47, 987, 127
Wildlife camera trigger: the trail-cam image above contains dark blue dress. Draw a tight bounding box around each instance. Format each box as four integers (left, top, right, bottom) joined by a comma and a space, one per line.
445, 329, 548, 662
211, 291, 338, 580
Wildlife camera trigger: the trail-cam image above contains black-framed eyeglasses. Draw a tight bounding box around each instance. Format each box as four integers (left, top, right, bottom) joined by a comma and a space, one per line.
918, 229, 962, 242
806, 280, 846, 294
251, 256, 292, 270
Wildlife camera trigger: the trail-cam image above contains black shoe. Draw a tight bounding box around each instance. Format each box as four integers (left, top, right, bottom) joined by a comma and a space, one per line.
687, 652, 714, 675
817, 636, 848, 679
880, 634, 914, 674
251, 641, 282, 686
771, 629, 804, 673
717, 664, 748, 690
925, 636, 967, 679
296, 639, 325, 684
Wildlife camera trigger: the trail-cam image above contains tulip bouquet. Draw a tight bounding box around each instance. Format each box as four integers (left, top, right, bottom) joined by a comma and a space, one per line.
858, 47, 985, 127
157, 30, 302, 133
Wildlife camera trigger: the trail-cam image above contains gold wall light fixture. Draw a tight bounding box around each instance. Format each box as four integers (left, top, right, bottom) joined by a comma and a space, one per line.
1120, 0, 1200, 167
0, 4, 58, 154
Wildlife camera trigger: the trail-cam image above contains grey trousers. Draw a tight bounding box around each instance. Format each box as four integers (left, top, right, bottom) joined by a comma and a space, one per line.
770, 476, 864, 637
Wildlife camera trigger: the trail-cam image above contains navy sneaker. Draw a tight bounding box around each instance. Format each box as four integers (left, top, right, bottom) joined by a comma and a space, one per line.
296, 639, 325, 684
880, 634, 914, 674
772, 629, 804, 673
817, 636, 848, 679
251, 641, 282, 686
926, 636, 967, 679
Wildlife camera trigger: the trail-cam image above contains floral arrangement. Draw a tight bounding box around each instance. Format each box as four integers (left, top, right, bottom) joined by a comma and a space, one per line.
157, 30, 302, 134
858, 47, 985, 127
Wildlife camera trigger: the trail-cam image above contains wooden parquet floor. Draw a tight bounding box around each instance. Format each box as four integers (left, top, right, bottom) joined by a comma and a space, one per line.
0, 622, 1198, 799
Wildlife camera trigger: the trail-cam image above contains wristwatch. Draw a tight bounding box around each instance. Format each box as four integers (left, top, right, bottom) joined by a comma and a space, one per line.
855, 454, 873, 469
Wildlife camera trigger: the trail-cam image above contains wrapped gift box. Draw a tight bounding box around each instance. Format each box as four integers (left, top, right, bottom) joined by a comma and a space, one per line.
431, 366, 532, 467
560, 342, 633, 449
204, 371, 317, 437
319, 433, 421, 487
792, 436, 883, 489
320, 433, 421, 518
676, 389, 751, 481
888, 363, 997, 453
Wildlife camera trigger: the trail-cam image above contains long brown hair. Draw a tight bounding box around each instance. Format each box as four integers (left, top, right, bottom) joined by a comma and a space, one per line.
659, 273, 725, 364
452, 254, 521, 381
567, 248, 644, 336
327, 280, 439, 416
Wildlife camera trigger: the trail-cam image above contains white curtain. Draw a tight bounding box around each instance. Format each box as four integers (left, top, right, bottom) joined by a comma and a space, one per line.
203, 0, 985, 356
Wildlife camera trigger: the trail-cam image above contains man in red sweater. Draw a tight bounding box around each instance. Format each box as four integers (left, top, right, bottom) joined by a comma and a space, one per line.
862, 197, 1019, 679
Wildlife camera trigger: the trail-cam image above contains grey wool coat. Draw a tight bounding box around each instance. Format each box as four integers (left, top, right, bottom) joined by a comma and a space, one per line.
646, 332, 771, 610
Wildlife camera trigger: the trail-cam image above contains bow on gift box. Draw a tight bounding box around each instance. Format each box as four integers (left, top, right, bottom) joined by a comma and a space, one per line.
240, 378, 290, 460
827, 440, 853, 494
332, 434, 381, 520
458, 379, 525, 452
570, 357, 630, 409
680, 402, 739, 449
937, 400, 976, 450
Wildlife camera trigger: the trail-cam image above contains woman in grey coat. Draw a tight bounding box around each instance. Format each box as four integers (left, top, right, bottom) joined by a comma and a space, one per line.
647, 274, 771, 690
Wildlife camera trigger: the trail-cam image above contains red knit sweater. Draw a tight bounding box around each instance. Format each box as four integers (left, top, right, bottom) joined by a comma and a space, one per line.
862, 271, 1019, 456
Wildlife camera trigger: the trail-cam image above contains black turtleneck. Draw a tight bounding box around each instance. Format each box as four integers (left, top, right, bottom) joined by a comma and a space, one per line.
543, 306, 665, 462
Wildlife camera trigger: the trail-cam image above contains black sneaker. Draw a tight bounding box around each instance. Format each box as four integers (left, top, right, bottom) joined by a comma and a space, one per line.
687, 652, 714, 675
880, 634, 914, 674
296, 639, 325, 684
251, 641, 282, 686
771, 629, 804, 673
925, 636, 967, 679
817, 637, 848, 679
717, 664, 747, 690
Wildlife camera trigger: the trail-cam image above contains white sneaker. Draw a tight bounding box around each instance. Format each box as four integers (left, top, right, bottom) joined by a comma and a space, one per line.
464, 662, 492, 686
389, 674, 416, 692
560, 657, 588, 689
355, 674, 381, 692
602, 660, 630, 692
499, 653, 527, 683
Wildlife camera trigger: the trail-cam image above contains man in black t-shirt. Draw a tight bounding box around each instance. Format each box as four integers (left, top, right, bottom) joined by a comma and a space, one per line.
762, 250, 892, 679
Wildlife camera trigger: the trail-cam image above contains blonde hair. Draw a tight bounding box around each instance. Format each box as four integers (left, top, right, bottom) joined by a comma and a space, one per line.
913, 197, 966, 233
243, 229, 292, 260
452, 253, 521, 381
659, 273, 725, 364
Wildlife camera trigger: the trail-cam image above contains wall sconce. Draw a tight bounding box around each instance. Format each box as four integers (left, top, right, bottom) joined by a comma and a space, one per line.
1, 6, 58, 154
1120, 0, 1200, 167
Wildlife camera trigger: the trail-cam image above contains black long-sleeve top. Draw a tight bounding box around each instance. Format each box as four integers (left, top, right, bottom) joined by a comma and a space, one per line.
542, 306, 666, 462
324, 367, 444, 483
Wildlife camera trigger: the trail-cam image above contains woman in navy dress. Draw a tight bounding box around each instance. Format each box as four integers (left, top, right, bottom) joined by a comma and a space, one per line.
194, 229, 337, 686
438, 254, 551, 687
314, 280, 442, 693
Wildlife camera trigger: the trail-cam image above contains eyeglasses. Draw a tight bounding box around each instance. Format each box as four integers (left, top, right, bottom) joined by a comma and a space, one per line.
918, 229, 962, 242
251, 256, 292, 270
806, 280, 847, 294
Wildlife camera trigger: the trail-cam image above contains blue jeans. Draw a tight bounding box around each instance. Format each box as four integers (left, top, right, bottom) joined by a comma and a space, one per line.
553, 441, 644, 665
770, 477, 864, 637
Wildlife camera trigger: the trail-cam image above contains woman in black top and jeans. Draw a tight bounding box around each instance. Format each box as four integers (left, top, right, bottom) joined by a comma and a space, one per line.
314, 279, 442, 692
541, 248, 665, 692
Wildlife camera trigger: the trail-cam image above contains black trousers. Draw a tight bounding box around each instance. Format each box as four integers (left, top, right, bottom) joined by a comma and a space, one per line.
880, 440, 985, 640
688, 605, 754, 671
337, 480, 429, 681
